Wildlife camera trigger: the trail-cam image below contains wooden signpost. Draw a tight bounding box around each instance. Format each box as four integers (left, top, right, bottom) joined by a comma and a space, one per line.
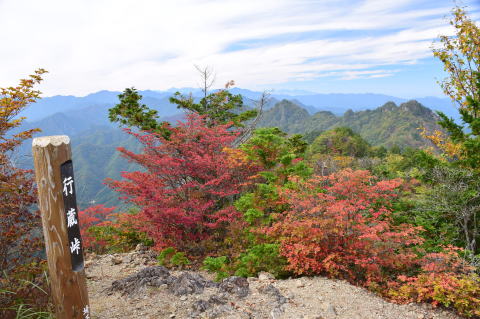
32, 135, 91, 319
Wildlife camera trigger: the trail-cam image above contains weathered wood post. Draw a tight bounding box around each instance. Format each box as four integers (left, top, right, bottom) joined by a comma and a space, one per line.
32, 135, 91, 319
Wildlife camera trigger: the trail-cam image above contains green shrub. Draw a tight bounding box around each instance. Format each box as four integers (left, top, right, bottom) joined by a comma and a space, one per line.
157, 247, 190, 269
170, 252, 190, 267
202, 245, 289, 280
234, 244, 288, 278
202, 256, 230, 281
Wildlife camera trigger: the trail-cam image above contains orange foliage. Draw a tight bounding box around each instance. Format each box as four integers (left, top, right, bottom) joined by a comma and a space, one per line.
388, 246, 479, 318
0, 69, 47, 271
267, 169, 424, 286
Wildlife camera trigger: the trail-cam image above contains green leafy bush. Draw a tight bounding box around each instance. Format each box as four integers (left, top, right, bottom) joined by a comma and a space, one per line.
234, 244, 288, 278
202, 256, 230, 281
202, 245, 288, 280
157, 247, 190, 269
307, 126, 372, 158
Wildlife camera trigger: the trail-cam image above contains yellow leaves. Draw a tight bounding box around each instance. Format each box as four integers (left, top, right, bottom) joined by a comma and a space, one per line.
332, 155, 355, 169
7, 118, 25, 128
419, 127, 462, 160
432, 6, 480, 109
0, 69, 46, 153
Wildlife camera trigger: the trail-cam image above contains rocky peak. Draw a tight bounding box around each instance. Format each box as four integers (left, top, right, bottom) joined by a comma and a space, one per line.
399, 100, 435, 117
378, 101, 398, 112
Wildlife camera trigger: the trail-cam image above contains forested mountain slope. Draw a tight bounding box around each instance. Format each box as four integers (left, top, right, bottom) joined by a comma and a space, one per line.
259, 99, 443, 148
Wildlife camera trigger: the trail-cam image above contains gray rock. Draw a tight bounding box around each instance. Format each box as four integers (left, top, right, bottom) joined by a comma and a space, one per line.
206, 304, 236, 319
109, 266, 171, 295
271, 307, 284, 319
192, 299, 211, 313
208, 294, 228, 305
169, 272, 210, 296
258, 284, 287, 305
218, 276, 250, 298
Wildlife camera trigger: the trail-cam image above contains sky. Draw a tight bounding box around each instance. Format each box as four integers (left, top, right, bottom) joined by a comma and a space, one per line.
0, 0, 479, 98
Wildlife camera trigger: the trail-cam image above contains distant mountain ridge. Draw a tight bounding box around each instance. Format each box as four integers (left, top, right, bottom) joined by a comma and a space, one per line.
259, 99, 443, 149
22, 88, 457, 122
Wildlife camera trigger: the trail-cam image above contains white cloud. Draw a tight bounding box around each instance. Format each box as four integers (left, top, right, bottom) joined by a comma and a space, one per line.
0, 0, 477, 95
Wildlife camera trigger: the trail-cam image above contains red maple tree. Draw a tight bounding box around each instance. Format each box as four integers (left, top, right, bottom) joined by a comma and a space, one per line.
107, 114, 259, 253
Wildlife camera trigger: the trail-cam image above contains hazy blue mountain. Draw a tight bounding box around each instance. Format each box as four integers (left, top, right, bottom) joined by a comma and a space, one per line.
20, 90, 184, 122
20, 95, 94, 121
71, 126, 142, 209
23, 89, 457, 123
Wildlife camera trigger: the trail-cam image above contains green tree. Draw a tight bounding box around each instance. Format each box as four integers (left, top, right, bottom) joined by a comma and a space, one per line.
236, 127, 312, 226
414, 166, 480, 254
169, 78, 257, 127
418, 7, 480, 259
110, 67, 259, 135
108, 87, 172, 139
307, 127, 371, 158
430, 5, 480, 170
436, 72, 480, 170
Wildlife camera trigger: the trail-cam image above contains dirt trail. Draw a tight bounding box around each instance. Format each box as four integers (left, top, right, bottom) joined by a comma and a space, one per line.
85, 247, 461, 319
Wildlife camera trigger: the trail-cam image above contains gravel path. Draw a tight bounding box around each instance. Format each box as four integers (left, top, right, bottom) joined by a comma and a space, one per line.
85, 248, 462, 319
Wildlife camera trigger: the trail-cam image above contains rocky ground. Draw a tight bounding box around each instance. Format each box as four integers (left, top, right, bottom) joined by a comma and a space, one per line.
85, 246, 462, 319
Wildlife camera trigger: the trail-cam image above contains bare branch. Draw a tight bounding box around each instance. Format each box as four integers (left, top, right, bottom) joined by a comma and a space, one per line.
232, 90, 271, 147
194, 65, 216, 100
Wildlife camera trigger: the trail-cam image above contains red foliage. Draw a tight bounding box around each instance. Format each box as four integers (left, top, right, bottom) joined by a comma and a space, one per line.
267, 169, 424, 286
0, 167, 40, 270
107, 114, 260, 252
78, 204, 115, 250
0, 70, 47, 272
388, 246, 479, 317
0, 70, 51, 317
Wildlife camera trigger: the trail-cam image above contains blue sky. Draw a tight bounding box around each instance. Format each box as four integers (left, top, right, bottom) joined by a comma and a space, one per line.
0, 0, 478, 98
